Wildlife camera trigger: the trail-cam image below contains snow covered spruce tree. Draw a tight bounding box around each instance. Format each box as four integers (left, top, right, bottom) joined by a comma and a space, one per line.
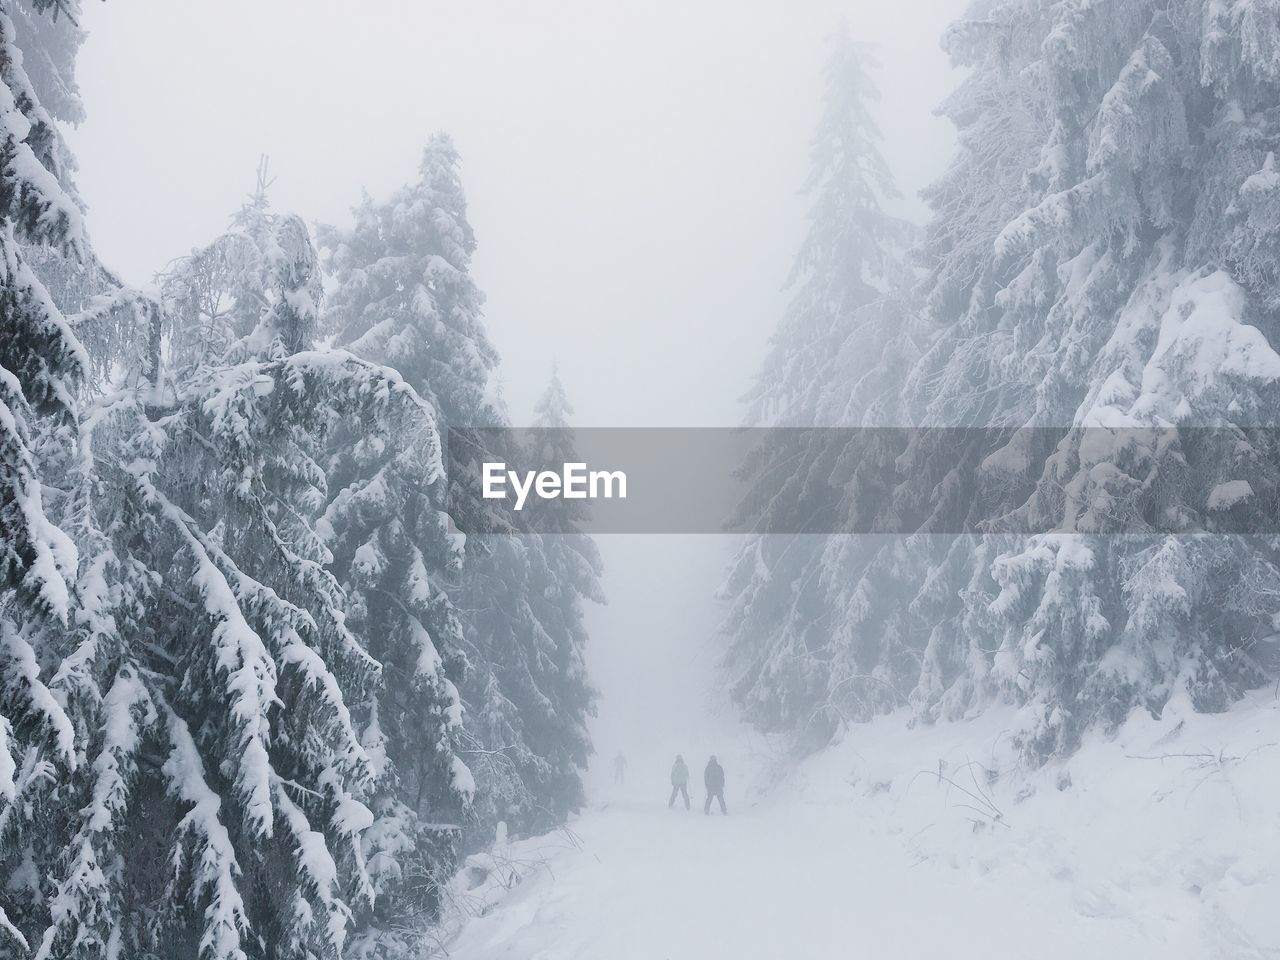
322, 134, 592, 848
0, 1, 113, 953
439, 368, 606, 837
513, 369, 602, 826
317, 139, 486, 953
893, 0, 1280, 759
718, 29, 914, 741
456, 520, 575, 837
33, 182, 448, 960
0, 5, 225, 956
0, 0, 87, 655
727, 2, 1280, 762
323, 134, 499, 435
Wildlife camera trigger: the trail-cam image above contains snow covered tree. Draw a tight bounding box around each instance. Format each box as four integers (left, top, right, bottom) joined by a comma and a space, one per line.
0, 8, 598, 953
0, 1, 99, 951
323, 136, 601, 846
719, 29, 914, 740
731, 1, 1280, 762
0, 0, 86, 640
840, 0, 1280, 759
439, 388, 590, 841
320, 131, 543, 861
319, 394, 473, 957
741, 30, 909, 432
319, 139, 493, 949
18, 182, 450, 960
322, 133, 499, 432
514, 369, 602, 825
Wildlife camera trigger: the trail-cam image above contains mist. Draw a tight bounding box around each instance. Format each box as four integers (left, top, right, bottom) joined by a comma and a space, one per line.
70, 0, 962, 798
8, 0, 1274, 956
68, 0, 963, 791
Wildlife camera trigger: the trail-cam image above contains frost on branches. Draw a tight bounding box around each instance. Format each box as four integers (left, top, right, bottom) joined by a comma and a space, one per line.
318, 137, 481, 954
905, 0, 1280, 758
0, 0, 95, 952
1, 154, 463, 954
321, 136, 600, 928
0, 5, 604, 955
59, 190, 391, 959
719, 28, 918, 743
729, 2, 1280, 763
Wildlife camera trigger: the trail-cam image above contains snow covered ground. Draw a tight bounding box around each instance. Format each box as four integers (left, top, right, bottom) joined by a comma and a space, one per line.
437, 691, 1280, 959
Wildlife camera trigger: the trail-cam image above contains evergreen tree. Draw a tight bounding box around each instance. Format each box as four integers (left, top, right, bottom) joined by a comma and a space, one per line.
319, 138, 491, 951
731, 1, 1280, 763
0, 0, 86, 637
453, 390, 593, 839
24, 180, 447, 960
901, 0, 1280, 757
0, 8, 604, 954
319, 149, 487, 953
322, 133, 600, 898
0, 0, 96, 950
322, 133, 499, 431
719, 29, 913, 740
518, 369, 602, 824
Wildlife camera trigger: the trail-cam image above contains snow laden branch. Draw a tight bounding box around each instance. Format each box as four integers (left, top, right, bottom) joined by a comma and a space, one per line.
727, 0, 1280, 767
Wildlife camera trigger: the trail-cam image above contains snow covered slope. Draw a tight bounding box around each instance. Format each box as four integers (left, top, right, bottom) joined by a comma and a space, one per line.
437, 695, 1280, 959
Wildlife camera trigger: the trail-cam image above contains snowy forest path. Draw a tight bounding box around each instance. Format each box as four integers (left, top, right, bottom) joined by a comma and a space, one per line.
438, 781, 1177, 959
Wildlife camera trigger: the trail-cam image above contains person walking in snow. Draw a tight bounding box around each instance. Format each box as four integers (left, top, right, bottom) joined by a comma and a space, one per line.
668, 754, 690, 809
704, 755, 727, 815
614, 752, 627, 785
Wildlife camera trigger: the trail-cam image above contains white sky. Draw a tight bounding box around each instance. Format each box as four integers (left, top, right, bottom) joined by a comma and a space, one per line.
67, 0, 968, 765
68, 0, 963, 426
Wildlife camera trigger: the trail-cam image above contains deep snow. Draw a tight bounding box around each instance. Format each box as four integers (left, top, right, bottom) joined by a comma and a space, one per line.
437, 692, 1280, 959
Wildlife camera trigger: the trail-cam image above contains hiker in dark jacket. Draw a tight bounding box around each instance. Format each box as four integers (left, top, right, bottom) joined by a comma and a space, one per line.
704, 755, 726, 815
668, 755, 690, 809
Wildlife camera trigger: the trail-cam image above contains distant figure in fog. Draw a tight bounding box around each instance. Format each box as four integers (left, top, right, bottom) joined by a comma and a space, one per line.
704, 755, 726, 815
668, 754, 690, 809
614, 752, 627, 785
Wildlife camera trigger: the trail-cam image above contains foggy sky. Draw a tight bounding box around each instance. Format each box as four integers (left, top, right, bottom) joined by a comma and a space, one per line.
68, 0, 963, 426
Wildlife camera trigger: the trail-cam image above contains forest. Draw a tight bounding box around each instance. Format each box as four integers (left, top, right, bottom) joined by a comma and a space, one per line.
3, 0, 1280, 957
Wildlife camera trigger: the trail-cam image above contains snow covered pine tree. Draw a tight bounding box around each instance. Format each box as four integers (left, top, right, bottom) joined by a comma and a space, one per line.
729, 1, 1280, 765
2, 6, 603, 956
520, 369, 602, 824
317, 139, 483, 955
13, 168, 457, 958
322, 135, 597, 857
900, 0, 1280, 759
0, 0, 113, 953
719, 28, 915, 742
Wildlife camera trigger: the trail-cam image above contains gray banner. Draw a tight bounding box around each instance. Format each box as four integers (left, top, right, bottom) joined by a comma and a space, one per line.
445, 427, 1280, 535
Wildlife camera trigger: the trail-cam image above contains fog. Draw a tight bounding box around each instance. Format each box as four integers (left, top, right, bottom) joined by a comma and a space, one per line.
12, 2, 1276, 953
68, 0, 964, 783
